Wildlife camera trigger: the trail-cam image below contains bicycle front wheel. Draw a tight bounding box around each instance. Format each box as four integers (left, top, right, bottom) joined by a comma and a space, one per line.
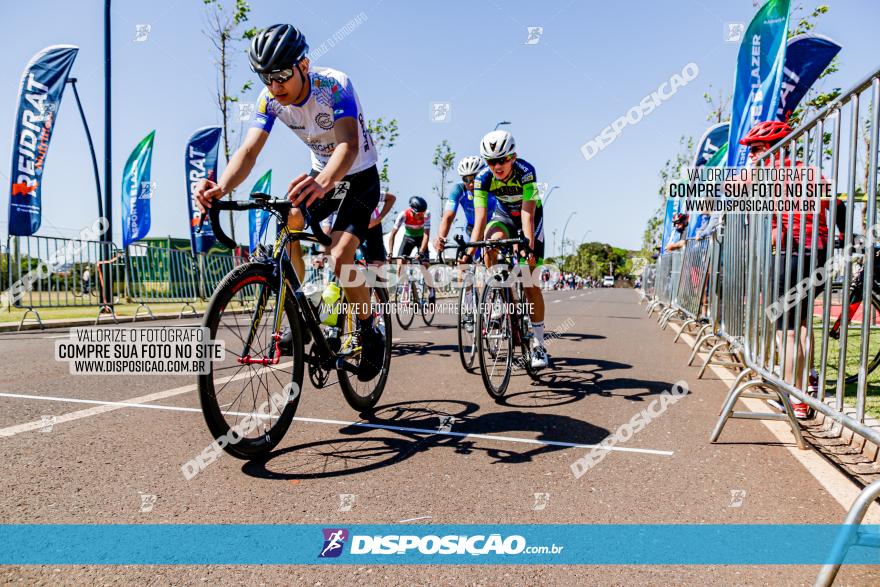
419, 282, 436, 326
338, 284, 392, 412
198, 262, 304, 460
458, 281, 478, 371
477, 280, 513, 399
394, 283, 415, 330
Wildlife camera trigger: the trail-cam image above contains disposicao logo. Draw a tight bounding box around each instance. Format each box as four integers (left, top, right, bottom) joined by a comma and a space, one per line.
318, 528, 349, 558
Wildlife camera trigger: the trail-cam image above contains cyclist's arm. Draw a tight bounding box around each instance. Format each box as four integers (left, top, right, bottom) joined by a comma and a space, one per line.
369, 192, 395, 229
291, 117, 359, 205
315, 116, 359, 189
215, 128, 268, 197
521, 200, 537, 251
437, 210, 455, 241
420, 211, 431, 253
378, 193, 396, 220
521, 180, 539, 251
469, 206, 487, 256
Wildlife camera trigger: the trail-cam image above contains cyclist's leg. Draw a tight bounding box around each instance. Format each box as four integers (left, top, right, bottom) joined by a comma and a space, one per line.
326, 167, 388, 381
285, 208, 308, 282
326, 169, 381, 321
397, 236, 418, 287
484, 216, 512, 269
362, 223, 388, 287
518, 208, 547, 354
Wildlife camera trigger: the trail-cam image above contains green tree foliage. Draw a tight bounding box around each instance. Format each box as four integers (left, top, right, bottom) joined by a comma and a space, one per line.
202, 0, 257, 241
641, 135, 693, 255
561, 241, 636, 280
366, 117, 399, 187
432, 140, 456, 207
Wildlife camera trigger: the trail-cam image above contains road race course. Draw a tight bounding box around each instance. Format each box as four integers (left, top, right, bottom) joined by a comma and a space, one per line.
0, 288, 875, 585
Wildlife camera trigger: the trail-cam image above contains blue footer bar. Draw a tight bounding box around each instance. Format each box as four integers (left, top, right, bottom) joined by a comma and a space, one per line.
1, 524, 878, 565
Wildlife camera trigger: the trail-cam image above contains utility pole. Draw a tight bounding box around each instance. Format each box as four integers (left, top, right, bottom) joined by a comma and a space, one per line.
102, 0, 113, 310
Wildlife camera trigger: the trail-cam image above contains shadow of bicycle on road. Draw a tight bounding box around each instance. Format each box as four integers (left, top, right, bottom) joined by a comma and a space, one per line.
242, 398, 610, 480
391, 341, 458, 358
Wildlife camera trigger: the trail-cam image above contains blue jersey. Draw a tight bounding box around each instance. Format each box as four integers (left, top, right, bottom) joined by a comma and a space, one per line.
444, 182, 496, 228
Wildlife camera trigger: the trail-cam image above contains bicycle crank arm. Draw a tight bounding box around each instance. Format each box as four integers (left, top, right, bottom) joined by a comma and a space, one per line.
335, 358, 361, 375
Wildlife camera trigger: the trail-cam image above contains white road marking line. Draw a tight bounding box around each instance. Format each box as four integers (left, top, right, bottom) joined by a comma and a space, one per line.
399, 516, 432, 523
568, 296, 577, 300
552, 300, 561, 304
0, 362, 292, 438
0, 392, 674, 457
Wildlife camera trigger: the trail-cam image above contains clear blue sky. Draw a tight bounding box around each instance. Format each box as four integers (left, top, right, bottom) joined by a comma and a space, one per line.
2, 0, 878, 252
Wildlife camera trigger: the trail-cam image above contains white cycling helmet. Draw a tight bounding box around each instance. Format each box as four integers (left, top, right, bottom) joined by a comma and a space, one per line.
480, 130, 516, 160
457, 156, 484, 177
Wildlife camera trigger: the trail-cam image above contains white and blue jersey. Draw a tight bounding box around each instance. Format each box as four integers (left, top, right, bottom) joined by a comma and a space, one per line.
445, 182, 496, 229
251, 66, 377, 174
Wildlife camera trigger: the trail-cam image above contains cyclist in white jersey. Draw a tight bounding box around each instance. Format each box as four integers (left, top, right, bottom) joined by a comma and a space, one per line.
194, 24, 385, 381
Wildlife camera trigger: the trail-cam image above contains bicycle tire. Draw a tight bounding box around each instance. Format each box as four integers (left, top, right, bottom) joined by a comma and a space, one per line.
338, 284, 392, 412
477, 280, 513, 399
394, 283, 415, 330
516, 282, 541, 381
457, 282, 478, 372
420, 282, 435, 326
198, 262, 304, 460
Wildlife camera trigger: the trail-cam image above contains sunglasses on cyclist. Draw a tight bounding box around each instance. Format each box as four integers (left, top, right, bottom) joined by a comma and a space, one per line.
748, 143, 769, 155
485, 155, 513, 167
462, 175, 476, 183
258, 68, 296, 86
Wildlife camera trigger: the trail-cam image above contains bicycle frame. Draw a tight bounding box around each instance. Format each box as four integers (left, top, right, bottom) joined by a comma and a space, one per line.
203, 196, 357, 374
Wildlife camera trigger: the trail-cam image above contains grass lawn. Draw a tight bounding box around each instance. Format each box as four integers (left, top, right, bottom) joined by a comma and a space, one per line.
813, 322, 880, 420
0, 300, 213, 324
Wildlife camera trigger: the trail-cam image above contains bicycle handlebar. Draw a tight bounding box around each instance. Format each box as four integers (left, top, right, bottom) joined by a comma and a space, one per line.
199, 192, 332, 249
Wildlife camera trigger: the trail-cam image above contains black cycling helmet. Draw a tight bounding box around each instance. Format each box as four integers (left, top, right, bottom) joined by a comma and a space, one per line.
248, 24, 309, 73
409, 196, 428, 213
672, 212, 688, 225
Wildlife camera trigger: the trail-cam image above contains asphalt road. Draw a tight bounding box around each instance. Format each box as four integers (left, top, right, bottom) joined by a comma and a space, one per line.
0, 288, 875, 585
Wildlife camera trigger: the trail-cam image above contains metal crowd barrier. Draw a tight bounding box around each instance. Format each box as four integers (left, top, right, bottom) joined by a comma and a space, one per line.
646, 251, 676, 318
1, 233, 259, 327
126, 244, 200, 320
198, 252, 247, 299
649, 67, 880, 585
659, 238, 711, 337
4, 235, 124, 328
642, 263, 656, 299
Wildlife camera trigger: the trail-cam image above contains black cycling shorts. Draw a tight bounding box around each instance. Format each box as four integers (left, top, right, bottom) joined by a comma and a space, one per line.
485, 205, 545, 264
307, 165, 380, 244
360, 224, 386, 263
398, 235, 427, 261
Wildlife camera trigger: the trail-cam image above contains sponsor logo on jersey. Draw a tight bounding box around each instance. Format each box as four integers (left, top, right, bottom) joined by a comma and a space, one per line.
315, 112, 333, 130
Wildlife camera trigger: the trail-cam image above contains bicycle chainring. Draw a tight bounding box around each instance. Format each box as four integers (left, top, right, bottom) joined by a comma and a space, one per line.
307, 346, 330, 388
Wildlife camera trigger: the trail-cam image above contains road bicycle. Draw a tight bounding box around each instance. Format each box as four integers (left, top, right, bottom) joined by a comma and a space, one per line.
196, 194, 391, 459
457, 233, 541, 399
439, 239, 479, 372
388, 255, 435, 329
